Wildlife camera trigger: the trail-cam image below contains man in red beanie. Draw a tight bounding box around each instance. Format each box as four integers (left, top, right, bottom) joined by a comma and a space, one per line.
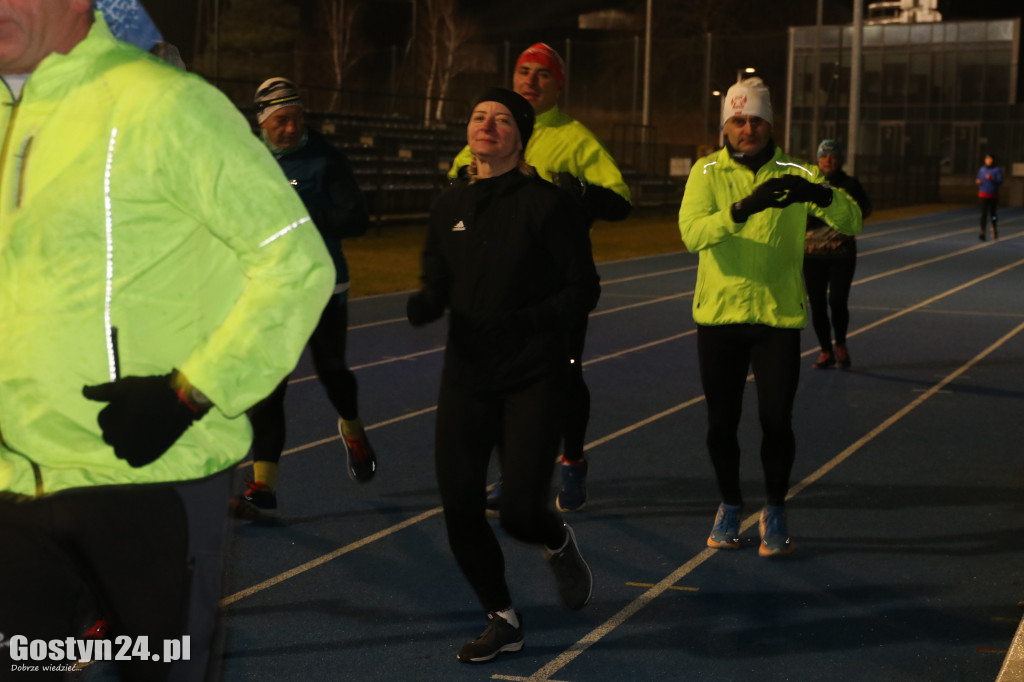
450, 42, 631, 515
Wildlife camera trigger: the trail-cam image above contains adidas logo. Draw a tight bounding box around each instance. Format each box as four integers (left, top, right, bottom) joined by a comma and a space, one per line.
452, 220, 466, 231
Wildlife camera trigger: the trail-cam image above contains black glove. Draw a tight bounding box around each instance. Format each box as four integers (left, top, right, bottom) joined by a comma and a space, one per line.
731, 175, 806, 223
82, 371, 208, 468
783, 176, 834, 207
551, 172, 587, 200
407, 290, 444, 327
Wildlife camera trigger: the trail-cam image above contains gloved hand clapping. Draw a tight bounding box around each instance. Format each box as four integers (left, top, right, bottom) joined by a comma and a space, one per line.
731, 175, 834, 222
731, 175, 805, 223
82, 371, 209, 468
783, 176, 834, 207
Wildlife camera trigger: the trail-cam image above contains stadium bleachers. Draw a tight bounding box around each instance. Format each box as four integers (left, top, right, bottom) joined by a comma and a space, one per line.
306, 111, 685, 223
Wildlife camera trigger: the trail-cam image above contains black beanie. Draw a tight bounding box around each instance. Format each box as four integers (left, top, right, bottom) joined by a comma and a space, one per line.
472, 87, 535, 148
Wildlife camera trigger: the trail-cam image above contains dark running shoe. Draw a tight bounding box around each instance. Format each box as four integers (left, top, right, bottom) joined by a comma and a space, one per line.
243, 480, 277, 509
545, 523, 593, 610
456, 611, 524, 663
231, 480, 277, 520
556, 456, 588, 512
339, 419, 377, 482
485, 477, 502, 518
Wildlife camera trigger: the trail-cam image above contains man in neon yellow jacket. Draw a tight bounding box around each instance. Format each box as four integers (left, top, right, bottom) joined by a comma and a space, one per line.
449, 43, 631, 513
0, 4, 334, 679
678, 78, 861, 559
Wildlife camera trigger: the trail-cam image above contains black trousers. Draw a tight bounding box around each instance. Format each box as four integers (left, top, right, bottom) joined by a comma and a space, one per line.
563, 319, 590, 463
435, 368, 568, 612
803, 255, 857, 351
249, 294, 359, 463
0, 469, 232, 681
979, 196, 999, 231
696, 324, 800, 508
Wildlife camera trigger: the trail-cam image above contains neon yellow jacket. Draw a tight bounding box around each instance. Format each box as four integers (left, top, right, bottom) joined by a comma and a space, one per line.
678, 145, 862, 328
0, 15, 335, 498
449, 105, 632, 204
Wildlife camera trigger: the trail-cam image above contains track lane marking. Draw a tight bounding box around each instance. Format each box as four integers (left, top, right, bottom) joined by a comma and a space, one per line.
225, 249, 1024, 618
289, 222, 1022, 382
518, 315, 1024, 682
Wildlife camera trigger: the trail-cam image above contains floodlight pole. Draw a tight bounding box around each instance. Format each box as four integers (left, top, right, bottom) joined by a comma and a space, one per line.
810, 0, 822, 154
642, 0, 651, 129
848, 0, 863, 175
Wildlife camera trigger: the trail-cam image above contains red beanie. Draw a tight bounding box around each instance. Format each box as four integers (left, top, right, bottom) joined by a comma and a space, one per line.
515, 43, 565, 83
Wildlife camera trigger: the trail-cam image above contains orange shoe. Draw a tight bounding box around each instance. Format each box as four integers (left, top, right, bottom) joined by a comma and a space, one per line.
834, 343, 851, 369
812, 350, 835, 369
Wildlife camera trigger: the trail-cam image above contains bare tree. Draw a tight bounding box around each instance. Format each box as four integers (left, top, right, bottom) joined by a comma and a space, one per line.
321, 0, 365, 110
418, 0, 478, 125
433, 1, 476, 122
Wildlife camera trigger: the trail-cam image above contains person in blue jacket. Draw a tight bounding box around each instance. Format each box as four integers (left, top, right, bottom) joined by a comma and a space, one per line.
976, 154, 1003, 241
235, 78, 378, 516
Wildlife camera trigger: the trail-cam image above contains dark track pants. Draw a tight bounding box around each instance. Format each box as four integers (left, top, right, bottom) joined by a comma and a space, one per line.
979, 196, 999, 231
435, 370, 568, 612
563, 319, 590, 463
0, 470, 232, 681
249, 294, 359, 464
696, 324, 800, 508
803, 255, 857, 351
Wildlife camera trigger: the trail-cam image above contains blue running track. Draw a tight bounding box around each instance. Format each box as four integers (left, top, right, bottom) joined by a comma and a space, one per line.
83, 206, 1024, 682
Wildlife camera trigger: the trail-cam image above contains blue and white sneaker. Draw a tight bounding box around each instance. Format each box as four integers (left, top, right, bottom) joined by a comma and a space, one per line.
758, 505, 794, 557
707, 503, 742, 549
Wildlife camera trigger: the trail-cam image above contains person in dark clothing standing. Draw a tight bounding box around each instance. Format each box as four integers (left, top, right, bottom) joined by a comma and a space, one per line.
803, 140, 873, 370
976, 154, 1003, 241
408, 88, 600, 663
235, 78, 377, 516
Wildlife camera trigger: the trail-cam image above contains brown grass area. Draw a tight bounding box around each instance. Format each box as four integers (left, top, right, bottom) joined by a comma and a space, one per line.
346, 203, 967, 299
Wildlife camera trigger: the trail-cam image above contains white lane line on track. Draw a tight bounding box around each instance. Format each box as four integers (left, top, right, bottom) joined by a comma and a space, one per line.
516, 314, 1024, 682
225, 246, 1024, 610
220, 507, 443, 607
293, 219, 1021, 383
258, 252, 1024, 464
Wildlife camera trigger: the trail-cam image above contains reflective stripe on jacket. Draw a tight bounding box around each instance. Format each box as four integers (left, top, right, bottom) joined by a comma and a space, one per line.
0, 15, 335, 497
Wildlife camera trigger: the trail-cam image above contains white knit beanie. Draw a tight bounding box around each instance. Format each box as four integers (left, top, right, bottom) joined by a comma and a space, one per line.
722, 77, 773, 126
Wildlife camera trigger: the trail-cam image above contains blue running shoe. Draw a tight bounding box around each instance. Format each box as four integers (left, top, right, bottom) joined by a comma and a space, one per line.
485, 478, 502, 518
758, 505, 794, 557
707, 503, 742, 549
556, 456, 588, 512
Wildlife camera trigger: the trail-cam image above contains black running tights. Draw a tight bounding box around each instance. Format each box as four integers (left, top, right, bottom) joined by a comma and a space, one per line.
435, 368, 568, 612
803, 255, 857, 352
562, 320, 590, 463
249, 294, 359, 463
696, 324, 800, 508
